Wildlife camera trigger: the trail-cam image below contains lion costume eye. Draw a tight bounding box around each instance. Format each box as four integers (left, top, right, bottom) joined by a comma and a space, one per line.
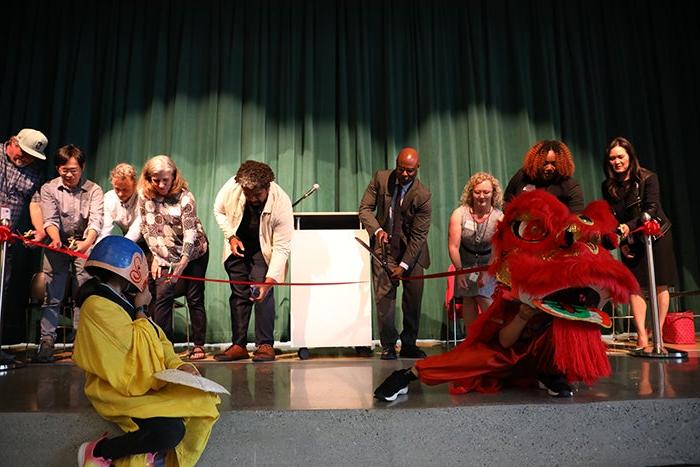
577, 215, 594, 225
512, 219, 548, 242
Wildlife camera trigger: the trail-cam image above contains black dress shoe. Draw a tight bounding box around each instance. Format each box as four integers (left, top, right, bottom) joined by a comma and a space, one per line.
399, 345, 426, 359
355, 346, 373, 357
380, 346, 397, 360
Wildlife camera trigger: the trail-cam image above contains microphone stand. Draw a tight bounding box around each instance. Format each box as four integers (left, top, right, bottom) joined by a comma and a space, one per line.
292, 186, 318, 208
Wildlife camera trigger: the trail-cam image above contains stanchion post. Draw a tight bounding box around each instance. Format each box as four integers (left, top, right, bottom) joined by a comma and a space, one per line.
643, 224, 664, 355
0, 230, 8, 346
0, 211, 21, 368
630, 213, 686, 359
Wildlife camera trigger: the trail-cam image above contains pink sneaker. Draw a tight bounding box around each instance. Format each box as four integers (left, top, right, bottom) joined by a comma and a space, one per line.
77, 432, 111, 467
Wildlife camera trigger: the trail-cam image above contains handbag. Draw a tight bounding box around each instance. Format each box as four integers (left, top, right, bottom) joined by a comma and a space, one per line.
663, 311, 696, 345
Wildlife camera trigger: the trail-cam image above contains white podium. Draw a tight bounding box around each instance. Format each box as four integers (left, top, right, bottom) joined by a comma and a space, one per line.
290, 213, 372, 358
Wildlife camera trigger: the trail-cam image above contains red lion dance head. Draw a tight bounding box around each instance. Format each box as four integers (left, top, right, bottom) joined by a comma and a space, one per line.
488, 190, 639, 383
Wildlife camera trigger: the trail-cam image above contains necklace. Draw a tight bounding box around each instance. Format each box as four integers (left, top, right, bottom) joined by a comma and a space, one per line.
470, 206, 493, 247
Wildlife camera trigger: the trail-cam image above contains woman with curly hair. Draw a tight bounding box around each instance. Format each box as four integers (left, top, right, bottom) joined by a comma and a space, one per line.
134, 155, 209, 360
448, 172, 504, 330
504, 140, 584, 212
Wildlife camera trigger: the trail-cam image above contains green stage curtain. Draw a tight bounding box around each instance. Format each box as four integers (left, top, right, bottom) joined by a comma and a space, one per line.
1, 0, 698, 343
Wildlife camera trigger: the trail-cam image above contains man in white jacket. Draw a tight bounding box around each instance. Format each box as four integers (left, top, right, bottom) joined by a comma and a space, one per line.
212, 161, 293, 362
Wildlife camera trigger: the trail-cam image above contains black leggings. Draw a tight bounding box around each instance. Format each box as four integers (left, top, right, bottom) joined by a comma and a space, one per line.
95, 417, 185, 461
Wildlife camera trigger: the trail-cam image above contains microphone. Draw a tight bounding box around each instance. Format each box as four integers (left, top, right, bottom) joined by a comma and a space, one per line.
292, 183, 320, 207
302, 183, 320, 198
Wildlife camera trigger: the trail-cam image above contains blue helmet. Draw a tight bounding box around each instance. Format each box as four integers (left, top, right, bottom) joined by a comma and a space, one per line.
86, 236, 149, 292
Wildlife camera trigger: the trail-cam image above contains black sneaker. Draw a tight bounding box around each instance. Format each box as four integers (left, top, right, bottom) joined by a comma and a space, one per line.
380, 346, 397, 360
537, 374, 574, 398
374, 369, 414, 401
33, 337, 55, 363
399, 345, 426, 359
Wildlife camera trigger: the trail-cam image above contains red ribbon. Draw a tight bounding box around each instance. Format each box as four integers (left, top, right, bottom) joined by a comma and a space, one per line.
631, 218, 663, 238
0, 226, 12, 243
0, 226, 88, 259
163, 265, 490, 287
2, 225, 490, 287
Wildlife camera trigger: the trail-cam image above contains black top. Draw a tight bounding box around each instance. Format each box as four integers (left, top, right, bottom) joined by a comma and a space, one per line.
236, 202, 263, 256
601, 167, 670, 231
504, 168, 584, 212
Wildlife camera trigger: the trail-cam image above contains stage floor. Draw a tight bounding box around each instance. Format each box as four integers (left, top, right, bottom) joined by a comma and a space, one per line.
2, 339, 699, 413
2, 339, 700, 466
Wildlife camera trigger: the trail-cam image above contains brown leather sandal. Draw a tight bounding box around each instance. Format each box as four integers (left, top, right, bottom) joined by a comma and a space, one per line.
185, 345, 207, 361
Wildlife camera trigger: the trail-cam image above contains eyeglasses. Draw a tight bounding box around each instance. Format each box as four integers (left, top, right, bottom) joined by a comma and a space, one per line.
58, 167, 81, 176
6, 140, 34, 165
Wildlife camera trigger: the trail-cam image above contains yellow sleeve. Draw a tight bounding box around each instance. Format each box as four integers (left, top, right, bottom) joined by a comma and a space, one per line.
158, 322, 188, 370
73, 296, 171, 396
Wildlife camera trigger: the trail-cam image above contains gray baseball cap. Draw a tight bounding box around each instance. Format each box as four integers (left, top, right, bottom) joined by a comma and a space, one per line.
16, 128, 48, 160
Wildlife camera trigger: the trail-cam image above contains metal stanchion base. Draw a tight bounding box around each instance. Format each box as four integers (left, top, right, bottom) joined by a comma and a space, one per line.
0, 361, 25, 370
0, 350, 25, 370
629, 346, 688, 359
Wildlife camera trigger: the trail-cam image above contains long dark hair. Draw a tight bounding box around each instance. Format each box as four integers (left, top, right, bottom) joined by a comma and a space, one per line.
603, 136, 641, 200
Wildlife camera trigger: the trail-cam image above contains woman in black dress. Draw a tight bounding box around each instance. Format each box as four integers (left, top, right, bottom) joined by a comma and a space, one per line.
602, 137, 678, 348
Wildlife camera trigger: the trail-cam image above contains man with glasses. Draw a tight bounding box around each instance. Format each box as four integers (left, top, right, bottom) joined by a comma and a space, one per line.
0, 129, 48, 365
359, 147, 432, 360
35, 144, 103, 362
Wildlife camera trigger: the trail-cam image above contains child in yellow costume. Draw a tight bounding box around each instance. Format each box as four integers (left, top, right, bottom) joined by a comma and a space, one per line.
73, 236, 220, 467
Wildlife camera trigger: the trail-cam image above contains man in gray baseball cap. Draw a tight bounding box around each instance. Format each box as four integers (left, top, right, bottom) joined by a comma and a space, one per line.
15, 128, 48, 161
1, 128, 48, 365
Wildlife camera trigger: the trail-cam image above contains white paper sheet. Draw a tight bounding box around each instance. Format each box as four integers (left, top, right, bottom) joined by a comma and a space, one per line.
153, 369, 230, 395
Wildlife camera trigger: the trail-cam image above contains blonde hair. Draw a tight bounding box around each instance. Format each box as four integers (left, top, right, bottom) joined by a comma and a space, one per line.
110, 162, 136, 181
138, 155, 188, 200
459, 171, 503, 209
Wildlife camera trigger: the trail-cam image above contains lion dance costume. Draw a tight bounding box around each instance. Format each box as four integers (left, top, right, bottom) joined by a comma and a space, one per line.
375, 190, 639, 400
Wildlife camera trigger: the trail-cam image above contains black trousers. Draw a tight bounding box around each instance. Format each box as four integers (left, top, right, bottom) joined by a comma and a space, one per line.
150, 250, 209, 346
371, 257, 424, 348
224, 251, 275, 346
96, 417, 185, 461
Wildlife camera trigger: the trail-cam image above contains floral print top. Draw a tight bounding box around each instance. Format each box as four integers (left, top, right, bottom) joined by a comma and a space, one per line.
137, 189, 208, 267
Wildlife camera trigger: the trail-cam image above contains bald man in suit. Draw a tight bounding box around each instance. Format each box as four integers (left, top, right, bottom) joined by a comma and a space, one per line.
359, 147, 432, 360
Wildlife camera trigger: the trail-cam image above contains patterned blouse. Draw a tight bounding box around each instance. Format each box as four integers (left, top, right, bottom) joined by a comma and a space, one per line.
137, 189, 208, 267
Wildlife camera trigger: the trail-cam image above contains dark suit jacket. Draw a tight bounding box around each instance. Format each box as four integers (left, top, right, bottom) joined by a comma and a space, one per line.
358, 169, 431, 269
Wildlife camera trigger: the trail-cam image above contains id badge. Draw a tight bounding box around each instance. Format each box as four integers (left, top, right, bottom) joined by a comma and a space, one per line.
468, 272, 479, 283
0, 205, 10, 225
